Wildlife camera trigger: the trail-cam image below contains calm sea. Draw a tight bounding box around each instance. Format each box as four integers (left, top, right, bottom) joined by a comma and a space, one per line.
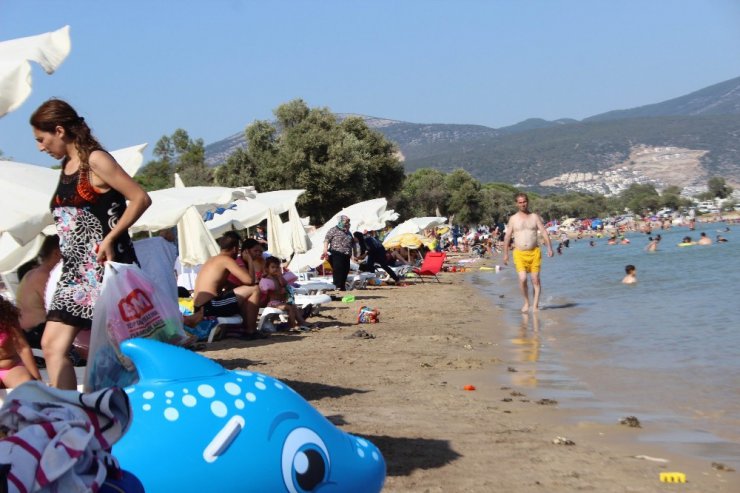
474, 222, 740, 468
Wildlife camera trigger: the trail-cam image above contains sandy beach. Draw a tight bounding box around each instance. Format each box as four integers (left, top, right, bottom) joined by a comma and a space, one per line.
203, 259, 738, 492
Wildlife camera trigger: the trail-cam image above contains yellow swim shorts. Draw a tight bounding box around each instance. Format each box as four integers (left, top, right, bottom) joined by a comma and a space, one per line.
513, 246, 542, 273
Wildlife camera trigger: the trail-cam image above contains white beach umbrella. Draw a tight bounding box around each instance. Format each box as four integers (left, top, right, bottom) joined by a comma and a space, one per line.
0, 145, 149, 247
288, 198, 397, 272
173, 174, 220, 267
0, 26, 71, 117
131, 184, 250, 234
204, 189, 304, 238
384, 216, 447, 244
266, 208, 290, 260
287, 204, 309, 254
0, 234, 44, 274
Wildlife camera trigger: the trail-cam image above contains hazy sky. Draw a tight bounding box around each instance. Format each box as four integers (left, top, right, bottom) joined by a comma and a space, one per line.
2, 0, 740, 166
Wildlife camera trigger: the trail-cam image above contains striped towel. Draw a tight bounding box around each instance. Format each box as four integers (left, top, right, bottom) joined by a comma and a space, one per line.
0, 381, 131, 493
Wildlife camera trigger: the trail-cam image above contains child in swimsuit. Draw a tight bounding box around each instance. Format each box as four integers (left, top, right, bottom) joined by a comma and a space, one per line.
259, 257, 311, 331
0, 296, 43, 388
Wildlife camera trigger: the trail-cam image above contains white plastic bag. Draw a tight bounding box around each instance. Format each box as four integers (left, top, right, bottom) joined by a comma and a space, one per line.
84, 262, 189, 392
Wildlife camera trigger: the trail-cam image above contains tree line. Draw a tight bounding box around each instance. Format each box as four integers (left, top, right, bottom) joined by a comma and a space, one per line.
134, 99, 735, 226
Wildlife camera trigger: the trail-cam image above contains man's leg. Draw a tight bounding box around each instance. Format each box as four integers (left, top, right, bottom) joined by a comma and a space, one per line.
380, 261, 400, 283
517, 271, 530, 312
371, 254, 400, 283
234, 285, 259, 333
531, 272, 542, 311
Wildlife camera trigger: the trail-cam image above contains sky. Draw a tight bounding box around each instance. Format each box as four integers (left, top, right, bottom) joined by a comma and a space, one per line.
2, 0, 740, 167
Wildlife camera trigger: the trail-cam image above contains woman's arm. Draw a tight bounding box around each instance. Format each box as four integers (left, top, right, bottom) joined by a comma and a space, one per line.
89, 150, 152, 262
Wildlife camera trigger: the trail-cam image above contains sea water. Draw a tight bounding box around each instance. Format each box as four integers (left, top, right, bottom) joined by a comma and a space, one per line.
474, 222, 740, 468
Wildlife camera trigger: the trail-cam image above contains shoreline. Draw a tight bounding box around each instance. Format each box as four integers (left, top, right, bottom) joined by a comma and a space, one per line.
203, 262, 738, 492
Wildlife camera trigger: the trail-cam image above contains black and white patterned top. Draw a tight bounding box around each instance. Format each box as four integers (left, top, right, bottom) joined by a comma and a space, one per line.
47, 166, 137, 329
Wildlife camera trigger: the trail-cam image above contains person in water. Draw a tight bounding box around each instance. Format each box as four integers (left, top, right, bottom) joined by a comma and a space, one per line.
622, 265, 637, 284
502, 193, 554, 312
697, 232, 712, 245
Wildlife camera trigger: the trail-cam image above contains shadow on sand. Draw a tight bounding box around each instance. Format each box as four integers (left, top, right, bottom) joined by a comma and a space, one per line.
362, 434, 461, 476
281, 378, 370, 401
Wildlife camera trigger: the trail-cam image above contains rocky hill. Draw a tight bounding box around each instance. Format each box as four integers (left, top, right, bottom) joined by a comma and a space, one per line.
204, 75, 740, 191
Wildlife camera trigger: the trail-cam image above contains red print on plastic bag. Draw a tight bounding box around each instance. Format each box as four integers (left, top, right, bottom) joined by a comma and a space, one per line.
118, 288, 154, 322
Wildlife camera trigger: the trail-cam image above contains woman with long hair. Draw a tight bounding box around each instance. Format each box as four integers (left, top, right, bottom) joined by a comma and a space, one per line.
31, 99, 151, 389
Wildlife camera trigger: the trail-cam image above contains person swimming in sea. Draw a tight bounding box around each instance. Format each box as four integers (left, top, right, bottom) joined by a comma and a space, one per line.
645, 236, 659, 252
622, 265, 637, 284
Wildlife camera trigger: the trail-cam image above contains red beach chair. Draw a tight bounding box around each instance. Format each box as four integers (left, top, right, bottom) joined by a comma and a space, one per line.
411, 251, 446, 283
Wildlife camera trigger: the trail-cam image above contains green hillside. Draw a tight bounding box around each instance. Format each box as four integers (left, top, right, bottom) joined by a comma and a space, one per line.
399, 115, 740, 186
204, 75, 740, 187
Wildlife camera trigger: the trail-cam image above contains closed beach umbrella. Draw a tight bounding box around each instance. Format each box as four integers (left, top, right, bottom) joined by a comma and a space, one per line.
173, 174, 220, 267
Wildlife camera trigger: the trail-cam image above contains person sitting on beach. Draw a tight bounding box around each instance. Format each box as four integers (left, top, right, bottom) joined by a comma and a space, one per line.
259, 257, 310, 331
15, 235, 61, 349
622, 265, 637, 284
385, 247, 409, 267
0, 296, 43, 388
697, 232, 712, 245
193, 231, 265, 339
226, 239, 266, 289
253, 224, 268, 248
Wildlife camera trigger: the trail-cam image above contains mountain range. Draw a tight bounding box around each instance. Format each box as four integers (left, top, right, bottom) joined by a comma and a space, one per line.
205, 75, 740, 192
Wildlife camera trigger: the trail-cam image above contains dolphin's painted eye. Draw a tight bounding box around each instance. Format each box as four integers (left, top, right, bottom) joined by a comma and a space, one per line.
282, 427, 330, 493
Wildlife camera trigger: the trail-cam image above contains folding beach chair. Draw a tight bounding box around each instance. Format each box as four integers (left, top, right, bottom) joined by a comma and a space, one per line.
411, 251, 446, 283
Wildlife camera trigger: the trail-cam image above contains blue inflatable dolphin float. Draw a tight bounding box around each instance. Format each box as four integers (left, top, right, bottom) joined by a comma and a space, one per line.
114, 338, 386, 493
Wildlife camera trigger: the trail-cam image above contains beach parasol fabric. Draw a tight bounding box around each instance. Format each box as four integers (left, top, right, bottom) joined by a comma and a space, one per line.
204, 189, 300, 238
560, 217, 577, 227
0, 144, 148, 247
383, 216, 447, 244
131, 184, 250, 234
288, 198, 398, 272
382, 233, 434, 250
0, 26, 71, 117
173, 174, 220, 267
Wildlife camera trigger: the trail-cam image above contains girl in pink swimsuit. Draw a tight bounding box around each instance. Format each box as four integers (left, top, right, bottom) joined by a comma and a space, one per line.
0, 297, 43, 388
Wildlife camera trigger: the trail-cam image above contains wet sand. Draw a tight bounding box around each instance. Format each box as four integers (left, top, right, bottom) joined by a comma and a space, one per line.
203, 260, 739, 492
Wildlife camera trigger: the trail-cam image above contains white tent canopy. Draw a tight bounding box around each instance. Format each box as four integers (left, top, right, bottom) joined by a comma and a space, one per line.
383, 216, 447, 244
288, 198, 398, 273
0, 25, 71, 117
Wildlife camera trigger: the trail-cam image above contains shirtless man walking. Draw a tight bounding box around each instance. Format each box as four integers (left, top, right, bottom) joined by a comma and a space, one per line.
503, 193, 554, 312
193, 231, 263, 338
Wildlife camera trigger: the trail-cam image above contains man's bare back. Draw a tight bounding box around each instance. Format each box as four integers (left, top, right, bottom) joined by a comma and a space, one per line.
193, 254, 253, 307
16, 266, 53, 330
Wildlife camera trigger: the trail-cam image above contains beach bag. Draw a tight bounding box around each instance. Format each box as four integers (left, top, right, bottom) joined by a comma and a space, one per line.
357, 306, 380, 324
85, 262, 189, 392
